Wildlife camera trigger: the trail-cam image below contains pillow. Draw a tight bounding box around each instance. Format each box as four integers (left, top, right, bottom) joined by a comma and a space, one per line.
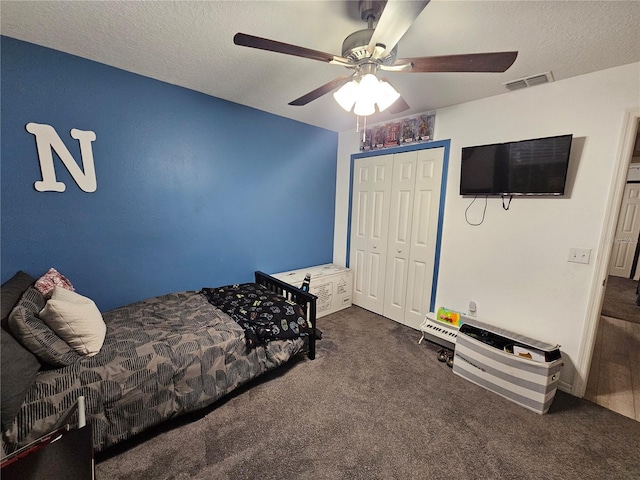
1, 327, 41, 431
1, 271, 36, 330
34, 268, 74, 298
7, 287, 82, 367
202, 283, 312, 348
39, 287, 106, 357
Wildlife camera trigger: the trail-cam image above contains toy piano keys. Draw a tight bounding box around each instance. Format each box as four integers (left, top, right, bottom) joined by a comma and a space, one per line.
418, 308, 463, 367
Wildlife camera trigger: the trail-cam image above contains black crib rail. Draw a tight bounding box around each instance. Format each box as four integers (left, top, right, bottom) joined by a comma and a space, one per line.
254, 271, 317, 360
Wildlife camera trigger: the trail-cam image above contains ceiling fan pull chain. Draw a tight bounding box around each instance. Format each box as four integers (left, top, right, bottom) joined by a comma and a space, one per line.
362, 115, 368, 142
355, 115, 367, 139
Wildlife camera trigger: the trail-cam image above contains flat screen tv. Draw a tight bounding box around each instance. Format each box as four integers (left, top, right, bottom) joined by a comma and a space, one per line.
460, 134, 573, 196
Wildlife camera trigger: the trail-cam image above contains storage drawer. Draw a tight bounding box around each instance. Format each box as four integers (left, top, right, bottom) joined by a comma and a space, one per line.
452, 319, 563, 414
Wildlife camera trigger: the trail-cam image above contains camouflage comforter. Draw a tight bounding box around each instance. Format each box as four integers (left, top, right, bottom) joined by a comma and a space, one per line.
2, 290, 303, 453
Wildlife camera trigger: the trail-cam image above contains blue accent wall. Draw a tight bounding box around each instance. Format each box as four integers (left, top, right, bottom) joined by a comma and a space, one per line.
1, 37, 338, 310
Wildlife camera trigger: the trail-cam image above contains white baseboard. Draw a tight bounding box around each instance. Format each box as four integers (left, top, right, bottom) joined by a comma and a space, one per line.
558, 380, 573, 395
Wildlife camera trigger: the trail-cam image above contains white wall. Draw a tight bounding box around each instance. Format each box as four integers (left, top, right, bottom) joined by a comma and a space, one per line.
334, 63, 640, 393
332, 128, 360, 268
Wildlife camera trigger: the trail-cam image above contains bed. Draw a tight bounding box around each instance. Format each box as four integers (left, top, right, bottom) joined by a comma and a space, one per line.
0, 270, 316, 454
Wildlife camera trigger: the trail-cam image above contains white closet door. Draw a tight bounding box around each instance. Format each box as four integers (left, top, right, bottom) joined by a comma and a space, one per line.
350, 154, 393, 314
383, 151, 418, 323
403, 147, 444, 329
609, 183, 640, 278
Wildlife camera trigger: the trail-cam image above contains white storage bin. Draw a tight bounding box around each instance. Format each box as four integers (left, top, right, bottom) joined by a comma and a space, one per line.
271, 264, 353, 318
452, 318, 563, 414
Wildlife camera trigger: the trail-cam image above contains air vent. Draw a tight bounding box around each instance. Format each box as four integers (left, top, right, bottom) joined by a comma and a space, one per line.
503, 71, 554, 91
504, 79, 527, 91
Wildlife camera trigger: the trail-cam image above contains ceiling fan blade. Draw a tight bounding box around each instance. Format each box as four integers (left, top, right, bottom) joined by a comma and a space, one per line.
387, 96, 410, 115
289, 75, 354, 106
395, 51, 518, 73
234, 33, 346, 64
367, 0, 431, 59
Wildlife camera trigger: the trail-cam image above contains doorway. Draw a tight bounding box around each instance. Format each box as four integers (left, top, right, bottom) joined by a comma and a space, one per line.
607, 162, 640, 279
583, 116, 640, 421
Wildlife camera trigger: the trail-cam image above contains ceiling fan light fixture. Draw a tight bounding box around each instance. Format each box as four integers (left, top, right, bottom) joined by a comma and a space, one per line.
333, 73, 400, 116
358, 73, 380, 98
375, 80, 400, 112
353, 98, 376, 117
333, 80, 358, 111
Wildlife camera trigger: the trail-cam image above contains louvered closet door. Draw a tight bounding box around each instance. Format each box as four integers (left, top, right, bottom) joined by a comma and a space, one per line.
350, 154, 393, 314
383, 151, 418, 323
403, 147, 444, 329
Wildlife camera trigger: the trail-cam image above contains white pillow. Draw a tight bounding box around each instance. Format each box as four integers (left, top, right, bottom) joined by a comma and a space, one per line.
39, 287, 106, 357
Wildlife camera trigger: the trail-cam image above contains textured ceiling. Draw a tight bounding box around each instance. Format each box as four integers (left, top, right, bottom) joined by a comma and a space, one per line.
1, 0, 639, 133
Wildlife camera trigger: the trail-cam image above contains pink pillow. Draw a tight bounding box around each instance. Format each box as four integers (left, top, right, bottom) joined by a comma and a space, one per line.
34, 268, 75, 298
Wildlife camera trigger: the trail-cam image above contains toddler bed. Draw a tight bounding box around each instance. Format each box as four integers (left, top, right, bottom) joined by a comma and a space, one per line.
1, 270, 316, 454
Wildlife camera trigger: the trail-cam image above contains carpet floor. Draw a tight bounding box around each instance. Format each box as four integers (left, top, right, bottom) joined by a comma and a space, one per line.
96, 306, 640, 480
601, 275, 640, 324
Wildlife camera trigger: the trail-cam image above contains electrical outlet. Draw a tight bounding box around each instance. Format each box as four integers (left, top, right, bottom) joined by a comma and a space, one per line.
568, 247, 591, 264
468, 301, 477, 317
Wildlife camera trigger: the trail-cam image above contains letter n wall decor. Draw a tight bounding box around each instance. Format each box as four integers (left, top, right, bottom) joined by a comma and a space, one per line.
26, 122, 97, 193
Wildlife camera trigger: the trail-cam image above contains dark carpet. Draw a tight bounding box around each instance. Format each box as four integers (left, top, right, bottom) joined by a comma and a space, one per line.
96, 306, 640, 480
601, 275, 640, 324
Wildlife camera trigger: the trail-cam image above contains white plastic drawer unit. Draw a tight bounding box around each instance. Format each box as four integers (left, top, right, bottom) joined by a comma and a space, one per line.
271, 264, 353, 318
452, 318, 563, 414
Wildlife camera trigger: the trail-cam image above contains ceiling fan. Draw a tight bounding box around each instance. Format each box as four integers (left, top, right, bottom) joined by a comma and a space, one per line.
233, 0, 518, 116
